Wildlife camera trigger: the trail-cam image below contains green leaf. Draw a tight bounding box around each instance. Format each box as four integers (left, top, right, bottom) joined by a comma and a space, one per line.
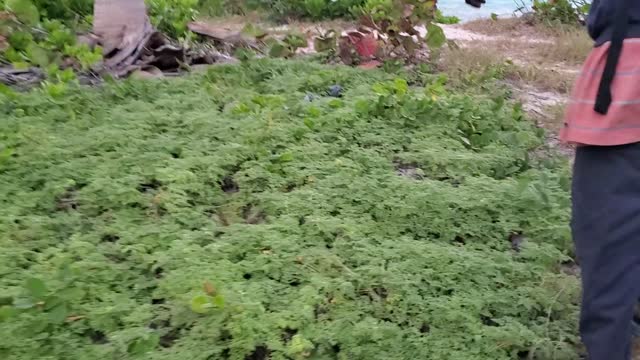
268, 41, 291, 58
303, 118, 315, 129
58, 68, 76, 83
190, 295, 213, 314
393, 78, 408, 95
0, 306, 17, 322
425, 23, 446, 49
283, 33, 307, 50
328, 99, 343, 108
26, 43, 50, 67
12, 61, 30, 69
25, 277, 47, 299
277, 152, 294, 163
6, 0, 40, 26
128, 333, 160, 355
8, 30, 33, 51
0, 84, 17, 99
48, 304, 68, 324
57, 288, 84, 301
212, 295, 225, 309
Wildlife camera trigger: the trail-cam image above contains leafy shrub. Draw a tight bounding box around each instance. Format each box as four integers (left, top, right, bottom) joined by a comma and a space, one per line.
434, 9, 460, 24
0, 60, 578, 359
197, 0, 241, 17
530, 0, 590, 26
146, 0, 199, 38
246, 0, 366, 21
1, 3, 101, 71
342, 0, 446, 64
30, 0, 93, 23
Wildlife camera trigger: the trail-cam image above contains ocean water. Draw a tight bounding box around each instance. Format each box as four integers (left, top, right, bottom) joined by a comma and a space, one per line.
438, 0, 530, 21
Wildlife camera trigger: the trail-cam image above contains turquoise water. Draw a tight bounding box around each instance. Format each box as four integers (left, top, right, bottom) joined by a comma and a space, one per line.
438, 0, 529, 21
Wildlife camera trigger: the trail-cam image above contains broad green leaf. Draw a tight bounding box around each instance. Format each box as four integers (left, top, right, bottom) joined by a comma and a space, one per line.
8, 30, 33, 51
284, 33, 307, 50
425, 23, 446, 49
12, 61, 30, 69
268, 41, 291, 58
0, 306, 17, 322
6, 0, 40, 26
212, 295, 225, 308
48, 304, 68, 324
25, 278, 47, 299
128, 333, 160, 355
0, 297, 12, 306
190, 295, 213, 314
393, 78, 408, 95
57, 288, 85, 301
328, 99, 343, 108
26, 43, 50, 67
277, 152, 294, 163
303, 118, 315, 129
0, 84, 17, 99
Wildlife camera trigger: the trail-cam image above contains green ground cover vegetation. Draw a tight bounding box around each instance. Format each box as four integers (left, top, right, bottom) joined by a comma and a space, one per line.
0, 60, 578, 359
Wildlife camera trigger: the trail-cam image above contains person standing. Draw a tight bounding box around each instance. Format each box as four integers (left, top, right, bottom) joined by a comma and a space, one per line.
562, 0, 640, 359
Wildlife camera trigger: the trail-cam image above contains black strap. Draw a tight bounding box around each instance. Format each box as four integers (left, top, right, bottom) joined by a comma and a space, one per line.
594, 0, 631, 114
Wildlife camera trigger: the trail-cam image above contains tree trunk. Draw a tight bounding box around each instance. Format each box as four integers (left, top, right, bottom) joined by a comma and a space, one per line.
93, 0, 154, 76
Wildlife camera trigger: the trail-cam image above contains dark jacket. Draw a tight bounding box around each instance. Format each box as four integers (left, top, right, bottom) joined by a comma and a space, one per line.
588, 0, 639, 46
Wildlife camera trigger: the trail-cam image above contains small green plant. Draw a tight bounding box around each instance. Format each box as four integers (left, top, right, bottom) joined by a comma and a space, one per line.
247, 0, 367, 21
146, 0, 199, 38
434, 9, 460, 24
528, 0, 591, 26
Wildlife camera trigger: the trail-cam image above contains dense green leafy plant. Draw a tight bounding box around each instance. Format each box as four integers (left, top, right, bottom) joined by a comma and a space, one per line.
30, 0, 93, 23
146, 0, 199, 38
524, 0, 591, 26
434, 9, 459, 24
244, 0, 366, 21
0, 60, 578, 359
197, 0, 245, 17
1, 1, 101, 71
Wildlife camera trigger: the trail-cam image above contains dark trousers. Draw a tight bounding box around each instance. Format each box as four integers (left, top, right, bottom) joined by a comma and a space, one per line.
572, 143, 640, 360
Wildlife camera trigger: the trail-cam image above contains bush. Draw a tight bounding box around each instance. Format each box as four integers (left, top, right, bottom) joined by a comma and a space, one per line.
530, 0, 590, 26
245, 0, 366, 21
1, 2, 101, 71
31, 0, 93, 23
146, 0, 199, 38
434, 9, 460, 25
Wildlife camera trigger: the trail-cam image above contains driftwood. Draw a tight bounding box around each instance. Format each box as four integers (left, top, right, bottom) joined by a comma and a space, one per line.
0, 67, 45, 88
188, 21, 260, 51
